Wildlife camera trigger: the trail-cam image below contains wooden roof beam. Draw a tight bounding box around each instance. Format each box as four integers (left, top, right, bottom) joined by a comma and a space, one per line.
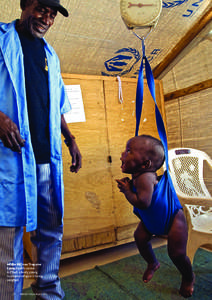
153, 6, 212, 80
164, 78, 212, 101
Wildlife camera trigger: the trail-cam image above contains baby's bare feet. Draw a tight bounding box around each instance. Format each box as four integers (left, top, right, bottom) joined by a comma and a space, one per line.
179, 273, 195, 298
143, 262, 160, 283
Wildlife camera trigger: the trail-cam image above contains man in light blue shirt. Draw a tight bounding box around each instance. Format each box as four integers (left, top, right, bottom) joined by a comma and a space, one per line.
0, 0, 82, 299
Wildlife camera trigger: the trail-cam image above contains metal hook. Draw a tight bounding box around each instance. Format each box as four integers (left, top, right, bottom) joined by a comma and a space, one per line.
132, 26, 153, 41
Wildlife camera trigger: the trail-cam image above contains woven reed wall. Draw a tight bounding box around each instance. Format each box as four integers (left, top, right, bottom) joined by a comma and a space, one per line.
165, 88, 212, 153
163, 33, 212, 193
162, 39, 212, 94
165, 87, 212, 193
162, 27, 212, 192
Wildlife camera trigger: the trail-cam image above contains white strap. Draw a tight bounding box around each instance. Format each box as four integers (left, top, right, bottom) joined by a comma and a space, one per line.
117, 76, 123, 104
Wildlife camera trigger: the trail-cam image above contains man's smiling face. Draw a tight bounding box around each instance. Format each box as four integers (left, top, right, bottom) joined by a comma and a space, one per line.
20, 0, 57, 38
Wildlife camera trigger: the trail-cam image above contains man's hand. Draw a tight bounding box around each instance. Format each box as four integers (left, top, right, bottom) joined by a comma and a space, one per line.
61, 114, 82, 173
0, 111, 25, 153
67, 138, 82, 173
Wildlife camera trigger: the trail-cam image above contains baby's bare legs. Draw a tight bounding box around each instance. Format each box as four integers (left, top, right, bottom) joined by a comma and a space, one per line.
168, 210, 195, 298
134, 221, 160, 283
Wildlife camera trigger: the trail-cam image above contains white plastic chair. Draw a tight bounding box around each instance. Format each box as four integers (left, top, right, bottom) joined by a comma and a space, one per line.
184, 204, 212, 263
168, 148, 212, 263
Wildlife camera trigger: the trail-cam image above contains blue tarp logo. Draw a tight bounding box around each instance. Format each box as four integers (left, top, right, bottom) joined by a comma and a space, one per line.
102, 48, 141, 77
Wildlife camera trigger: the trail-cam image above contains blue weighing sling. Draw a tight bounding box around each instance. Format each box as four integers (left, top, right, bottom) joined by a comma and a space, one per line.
133, 40, 182, 235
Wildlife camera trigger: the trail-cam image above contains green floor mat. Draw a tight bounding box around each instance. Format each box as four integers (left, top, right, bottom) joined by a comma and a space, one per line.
22, 246, 212, 299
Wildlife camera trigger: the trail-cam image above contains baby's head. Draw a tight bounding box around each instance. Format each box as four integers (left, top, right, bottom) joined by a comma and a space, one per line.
121, 135, 165, 174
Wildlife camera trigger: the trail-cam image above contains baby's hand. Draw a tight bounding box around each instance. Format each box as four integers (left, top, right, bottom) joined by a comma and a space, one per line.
116, 177, 131, 193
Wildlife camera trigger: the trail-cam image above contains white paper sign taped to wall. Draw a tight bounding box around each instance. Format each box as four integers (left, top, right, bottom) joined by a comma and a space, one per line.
64, 85, 86, 123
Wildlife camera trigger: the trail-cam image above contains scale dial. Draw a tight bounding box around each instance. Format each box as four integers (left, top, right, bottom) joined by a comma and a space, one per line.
120, 0, 162, 29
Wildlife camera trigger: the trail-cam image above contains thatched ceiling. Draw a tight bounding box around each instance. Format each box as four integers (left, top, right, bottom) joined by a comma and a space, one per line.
1, 0, 212, 78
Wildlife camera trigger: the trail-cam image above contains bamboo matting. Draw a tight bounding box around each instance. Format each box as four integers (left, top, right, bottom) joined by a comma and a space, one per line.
1, 0, 211, 77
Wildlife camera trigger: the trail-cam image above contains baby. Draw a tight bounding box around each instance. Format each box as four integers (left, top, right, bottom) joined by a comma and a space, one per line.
116, 135, 195, 298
